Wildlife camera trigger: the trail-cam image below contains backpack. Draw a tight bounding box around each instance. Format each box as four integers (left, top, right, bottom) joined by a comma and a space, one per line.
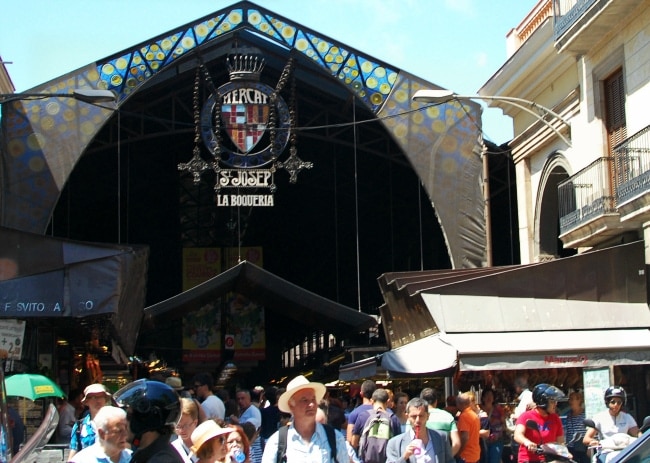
276, 423, 338, 463
358, 410, 394, 463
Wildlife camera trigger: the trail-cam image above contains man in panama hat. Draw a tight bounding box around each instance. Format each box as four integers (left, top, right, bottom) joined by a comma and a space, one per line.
261, 375, 348, 463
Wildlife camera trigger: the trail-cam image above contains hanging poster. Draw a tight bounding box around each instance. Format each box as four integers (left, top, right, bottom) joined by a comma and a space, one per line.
182, 248, 222, 291
227, 294, 265, 361
584, 367, 610, 420
0, 319, 26, 360
182, 302, 221, 363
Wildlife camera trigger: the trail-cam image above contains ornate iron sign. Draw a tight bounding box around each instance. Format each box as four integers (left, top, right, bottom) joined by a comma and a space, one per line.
178, 47, 312, 207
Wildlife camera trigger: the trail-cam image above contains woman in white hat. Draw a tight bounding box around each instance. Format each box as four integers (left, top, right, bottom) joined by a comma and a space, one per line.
191, 420, 234, 463
68, 383, 112, 460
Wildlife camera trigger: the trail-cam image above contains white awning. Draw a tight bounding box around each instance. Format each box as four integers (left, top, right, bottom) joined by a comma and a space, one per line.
420, 293, 650, 333
380, 329, 650, 374
339, 357, 380, 381
380, 334, 458, 374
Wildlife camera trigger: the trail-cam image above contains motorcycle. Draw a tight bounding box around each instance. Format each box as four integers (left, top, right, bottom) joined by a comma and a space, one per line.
583, 416, 650, 463
525, 419, 577, 463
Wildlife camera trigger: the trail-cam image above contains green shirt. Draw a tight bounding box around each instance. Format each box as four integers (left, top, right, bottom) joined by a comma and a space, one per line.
426, 407, 458, 432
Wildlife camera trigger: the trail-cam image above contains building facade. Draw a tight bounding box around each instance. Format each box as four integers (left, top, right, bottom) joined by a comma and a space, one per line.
360, 0, 650, 418
481, 0, 650, 264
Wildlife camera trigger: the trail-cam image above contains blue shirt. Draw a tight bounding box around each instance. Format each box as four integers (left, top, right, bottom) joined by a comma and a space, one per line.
249, 437, 263, 463
69, 442, 132, 463
261, 423, 348, 463
70, 414, 96, 451
564, 410, 586, 445
240, 404, 263, 429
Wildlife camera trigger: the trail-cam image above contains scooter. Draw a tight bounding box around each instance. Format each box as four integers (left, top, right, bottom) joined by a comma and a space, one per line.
525, 419, 576, 463
583, 417, 650, 463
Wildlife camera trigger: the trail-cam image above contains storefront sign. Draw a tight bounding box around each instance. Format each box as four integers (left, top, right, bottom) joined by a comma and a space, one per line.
200, 58, 290, 209
216, 194, 274, 207
217, 169, 273, 188
544, 354, 589, 365
460, 350, 650, 371
184, 50, 313, 208
0, 319, 26, 359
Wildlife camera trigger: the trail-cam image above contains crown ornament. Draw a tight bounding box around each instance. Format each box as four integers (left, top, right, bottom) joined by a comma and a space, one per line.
227, 48, 266, 81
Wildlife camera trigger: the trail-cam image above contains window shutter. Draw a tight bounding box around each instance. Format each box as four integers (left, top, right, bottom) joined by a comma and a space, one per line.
605, 69, 627, 151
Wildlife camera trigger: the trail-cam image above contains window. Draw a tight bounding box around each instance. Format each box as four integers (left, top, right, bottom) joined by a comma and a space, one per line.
604, 68, 627, 152
604, 68, 626, 195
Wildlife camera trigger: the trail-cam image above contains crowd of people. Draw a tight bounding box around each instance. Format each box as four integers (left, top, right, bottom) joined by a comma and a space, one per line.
55, 373, 643, 463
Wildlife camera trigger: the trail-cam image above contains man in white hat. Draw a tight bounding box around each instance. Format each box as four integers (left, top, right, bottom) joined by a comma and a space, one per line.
260, 375, 348, 463
68, 384, 112, 460
166, 376, 192, 399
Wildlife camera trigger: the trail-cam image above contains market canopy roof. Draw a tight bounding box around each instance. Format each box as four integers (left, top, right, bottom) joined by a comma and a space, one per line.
376, 241, 650, 374
0, 226, 148, 354
144, 260, 377, 335
0, 0, 485, 270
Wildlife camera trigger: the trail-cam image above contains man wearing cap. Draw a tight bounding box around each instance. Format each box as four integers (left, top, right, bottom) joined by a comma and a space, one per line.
260, 375, 348, 463
167, 376, 192, 399
69, 384, 112, 460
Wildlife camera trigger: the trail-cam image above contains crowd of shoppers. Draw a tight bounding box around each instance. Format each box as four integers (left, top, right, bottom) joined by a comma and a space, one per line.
53, 372, 643, 463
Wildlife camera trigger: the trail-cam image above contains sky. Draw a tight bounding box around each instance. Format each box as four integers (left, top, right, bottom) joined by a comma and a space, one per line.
0, 0, 536, 144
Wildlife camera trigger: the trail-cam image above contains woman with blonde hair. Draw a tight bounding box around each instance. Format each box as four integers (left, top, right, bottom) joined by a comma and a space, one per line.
173, 398, 202, 463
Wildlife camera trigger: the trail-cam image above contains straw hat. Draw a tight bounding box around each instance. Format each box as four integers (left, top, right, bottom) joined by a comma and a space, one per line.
277, 375, 326, 413
190, 420, 233, 455
82, 384, 111, 403
165, 376, 184, 391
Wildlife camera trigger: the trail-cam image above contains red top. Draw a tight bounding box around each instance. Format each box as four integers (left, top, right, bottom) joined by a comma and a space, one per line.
516, 408, 564, 462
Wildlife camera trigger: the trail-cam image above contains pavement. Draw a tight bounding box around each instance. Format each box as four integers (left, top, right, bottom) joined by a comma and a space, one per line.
28, 448, 69, 463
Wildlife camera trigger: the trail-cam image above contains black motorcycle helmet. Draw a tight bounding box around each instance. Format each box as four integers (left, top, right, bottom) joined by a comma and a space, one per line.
114, 379, 181, 439
604, 386, 627, 406
532, 383, 566, 409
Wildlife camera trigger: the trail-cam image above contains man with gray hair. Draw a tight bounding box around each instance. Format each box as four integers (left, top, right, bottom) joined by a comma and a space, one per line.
261, 375, 348, 463
386, 397, 454, 463
69, 406, 132, 463
420, 388, 461, 456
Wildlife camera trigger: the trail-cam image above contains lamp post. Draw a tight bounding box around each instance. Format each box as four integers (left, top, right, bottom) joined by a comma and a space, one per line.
412, 89, 572, 266
412, 89, 572, 147
0, 88, 117, 105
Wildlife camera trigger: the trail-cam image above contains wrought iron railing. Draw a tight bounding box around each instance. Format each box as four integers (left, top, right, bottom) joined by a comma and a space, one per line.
558, 157, 615, 234
553, 0, 596, 40
614, 125, 650, 205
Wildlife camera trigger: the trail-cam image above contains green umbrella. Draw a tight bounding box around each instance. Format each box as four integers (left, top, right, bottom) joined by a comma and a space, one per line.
5, 373, 65, 400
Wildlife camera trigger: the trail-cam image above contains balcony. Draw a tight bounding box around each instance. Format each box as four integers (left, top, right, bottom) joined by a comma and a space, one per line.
558, 157, 624, 248
553, 0, 645, 54
615, 125, 650, 225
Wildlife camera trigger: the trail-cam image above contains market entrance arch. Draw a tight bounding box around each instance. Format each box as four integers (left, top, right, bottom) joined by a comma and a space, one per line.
0, 1, 487, 384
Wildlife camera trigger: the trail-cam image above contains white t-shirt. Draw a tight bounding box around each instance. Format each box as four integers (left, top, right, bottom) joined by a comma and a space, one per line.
240, 404, 262, 428
171, 438, 198, 463
201, 394, 226, 420
592, 410, 637, 438
514, 389, 533, 419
